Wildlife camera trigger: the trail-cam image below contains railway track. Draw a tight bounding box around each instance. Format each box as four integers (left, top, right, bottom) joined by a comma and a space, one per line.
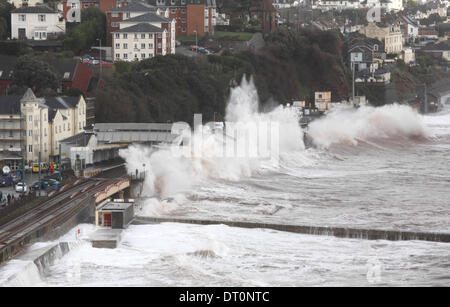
0, 179, 115, 247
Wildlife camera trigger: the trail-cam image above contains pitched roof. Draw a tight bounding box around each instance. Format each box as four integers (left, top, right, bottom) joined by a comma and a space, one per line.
149, 0, 216, 6
0, 96, 21, 115
0, 55, 16, 80
21, 88, 37, 102
60, 132, 93, 147
12, 6, 57, 14
119, 12, 170, 23
108, 2, 157, 13
114, 23, 165, 33
0, 55, 78, 82
44, 96, 80, 110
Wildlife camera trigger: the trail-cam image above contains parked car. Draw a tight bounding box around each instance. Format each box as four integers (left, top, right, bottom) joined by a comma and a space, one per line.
198, 47, 211, 55
89, 59, 100, 65
15, 182, 27, 193
96, 60, 112, 66
189, 45, 198, 51
0, 175, 13, 187
31, 180, 50, 190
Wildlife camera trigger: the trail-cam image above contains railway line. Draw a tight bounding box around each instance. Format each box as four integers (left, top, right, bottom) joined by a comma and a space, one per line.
0, 178, 126, 263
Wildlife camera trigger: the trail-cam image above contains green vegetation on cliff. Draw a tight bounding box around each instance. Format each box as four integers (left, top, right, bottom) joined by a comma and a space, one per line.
95, 28, 351, 123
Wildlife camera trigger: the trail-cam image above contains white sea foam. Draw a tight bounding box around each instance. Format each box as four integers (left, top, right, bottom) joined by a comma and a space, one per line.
307, 104, 432, 149
120, 77, 305, 200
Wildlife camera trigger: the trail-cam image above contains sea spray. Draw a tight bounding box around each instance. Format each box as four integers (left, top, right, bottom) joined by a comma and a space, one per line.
119, 77, 305, 200
308, 104, 432, 149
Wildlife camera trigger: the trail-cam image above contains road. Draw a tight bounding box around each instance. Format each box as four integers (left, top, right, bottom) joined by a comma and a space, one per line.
176, 46, 198, 57
0, 171, 60, 208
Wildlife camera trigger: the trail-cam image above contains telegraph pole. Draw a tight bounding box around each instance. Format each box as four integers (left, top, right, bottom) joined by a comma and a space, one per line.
38, 151, 41, 196
424, 83, 428, 114
352, 61, 355, 106
58, 144, 62, 182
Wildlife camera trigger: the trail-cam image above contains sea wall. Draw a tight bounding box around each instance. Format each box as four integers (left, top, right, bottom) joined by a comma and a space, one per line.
134, 217, 450, 243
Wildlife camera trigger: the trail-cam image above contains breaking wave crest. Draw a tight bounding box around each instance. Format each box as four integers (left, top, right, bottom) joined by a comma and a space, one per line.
120, 77, 305, 198
307, 104, 432, 149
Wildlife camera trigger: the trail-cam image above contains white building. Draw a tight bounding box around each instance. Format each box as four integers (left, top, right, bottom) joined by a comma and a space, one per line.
11, 6, 65, 40
0, 89, 86, 164
363, 0, 403, 12
113, 13, 176, 61
8, 0, 42, 8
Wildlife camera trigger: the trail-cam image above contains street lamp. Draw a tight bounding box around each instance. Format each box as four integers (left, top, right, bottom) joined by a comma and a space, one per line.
96, 38, 102, 80
193, 30, 198, 52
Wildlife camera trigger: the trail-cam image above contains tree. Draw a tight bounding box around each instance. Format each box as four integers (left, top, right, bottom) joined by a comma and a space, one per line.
64, 7, 106, 54
0, 0, 14, 40
12, 55, 60, 92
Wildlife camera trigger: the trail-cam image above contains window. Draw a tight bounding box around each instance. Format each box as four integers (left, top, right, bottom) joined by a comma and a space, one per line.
134, 33, 138, 39
134, 54, 138, 59
28, 145, 32, 153
19, 14, 26, 21
59, 126, 61, 133
115, 33, 120, 39
141, 53, 146, 59
126, 12, 131, 18
124, 54, 128, 59
115, 43, 120, 49
158, 43, 162, 48
63, 123, 66, 131
68, 123, 70, 131
111, 22, 119, 27
134, 43, 138, 49
123, 33, 128, 39
157, 33, 162, 38
171, 9, 176, 14
29, 115, 32, 122
123, 43, 128, 49
79, 122, 81, 129
116, 53, 120, 59
38, 15, 46, 22
44, 128, 47, 136
181, 9, 186, 14
141, 34, 145, 39
112, 13, 119, 18
29, 130, 32, 136
149, 34, 153, 39
182, 27, 186, 33
149, 43, 153, 49
9, 131, 13, 138
141, 43, 145, 49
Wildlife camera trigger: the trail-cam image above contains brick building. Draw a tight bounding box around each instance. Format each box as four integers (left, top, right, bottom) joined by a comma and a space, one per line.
150, 0, 217, 37
61, 0, 129, 21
